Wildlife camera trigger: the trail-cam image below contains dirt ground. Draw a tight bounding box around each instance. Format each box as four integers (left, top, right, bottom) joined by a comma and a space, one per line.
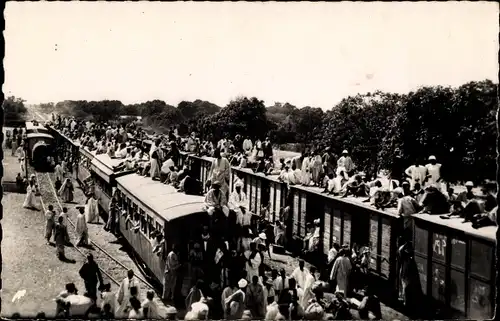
1, 153, 88, 318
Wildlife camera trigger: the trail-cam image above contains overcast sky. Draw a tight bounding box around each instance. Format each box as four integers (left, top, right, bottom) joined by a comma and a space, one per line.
4, 2, 498, 110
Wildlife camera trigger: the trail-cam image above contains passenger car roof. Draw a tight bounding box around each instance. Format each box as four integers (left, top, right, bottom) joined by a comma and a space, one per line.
116, 174, 205, 222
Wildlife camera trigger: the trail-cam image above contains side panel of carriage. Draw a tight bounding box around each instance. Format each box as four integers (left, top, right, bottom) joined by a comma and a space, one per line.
412, 214, 495, 319
77, 148, 94, 185
115, 186, 166, 283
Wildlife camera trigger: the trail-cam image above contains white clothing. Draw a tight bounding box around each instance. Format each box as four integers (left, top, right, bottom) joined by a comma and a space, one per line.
300, 273, 316, 308
116, 277, 141, 317
23, 186, 37, 208
291, 267, 309, 290
128, 308, 144, 319
75, 213, 88, 244
246, 252, 262, 281
425, 163, 442, 186
405, 165, 428, 190
161, 158, 175, 174
142, 299, 159, 318
85, 198, 100, 223
228, 191, 251, 225
327, 248, 338, 264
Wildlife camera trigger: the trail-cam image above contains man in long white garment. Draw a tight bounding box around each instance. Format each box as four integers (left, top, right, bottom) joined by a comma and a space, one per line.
116, 269, 141, 317
75, 207, 89, 247
209, 148, 231, 197
425, 155, 442, 189
228, 180, 251, 227
85, 194, 100, 223
291, 260, 309, 290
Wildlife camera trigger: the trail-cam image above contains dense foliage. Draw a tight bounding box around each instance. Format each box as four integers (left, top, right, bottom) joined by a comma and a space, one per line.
33, 79, 497, 182
3, 96, 28, 124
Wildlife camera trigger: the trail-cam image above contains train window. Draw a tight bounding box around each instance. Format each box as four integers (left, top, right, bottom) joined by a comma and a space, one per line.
431, 232, 446, 263
450, 238, 466, 270
133, 204, 139, 221
449, 269, 466, 314
414, 255, 428, 295
431, 262, 446, 303
470, 240, 492, 280
414, 226, 428, 255
147, 216, 154, 238
140, 209, 147, 234
468, 278, 492, 319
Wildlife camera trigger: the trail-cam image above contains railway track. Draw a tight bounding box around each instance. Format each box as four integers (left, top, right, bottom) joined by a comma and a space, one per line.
31, 168, 169, 314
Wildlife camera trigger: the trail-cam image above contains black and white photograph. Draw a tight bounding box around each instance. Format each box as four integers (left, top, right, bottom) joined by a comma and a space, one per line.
1, 1, 498, 320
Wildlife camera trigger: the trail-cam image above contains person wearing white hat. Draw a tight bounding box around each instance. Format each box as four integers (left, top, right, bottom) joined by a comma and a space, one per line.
336, 150, 354, 179
224, 279, 247, 319
425, 155, 442, 189
228, 179, 251, 228
209, 148, 231, 197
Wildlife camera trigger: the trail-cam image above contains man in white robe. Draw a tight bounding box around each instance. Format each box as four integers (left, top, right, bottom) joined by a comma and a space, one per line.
209, 148, 231, 197
85, 195, 100, 223
116, 270, 141, 317
425, 155, 442, 189
228, 180, 251, 227
75, 207, 89, 246
337, 150, 355, 178
330, 249, 352, 294
291, 260, 309, 290
242, 137, 253, 156
300, 266, 317, 308
54, 163, 64, 182
204, 181, 230, 217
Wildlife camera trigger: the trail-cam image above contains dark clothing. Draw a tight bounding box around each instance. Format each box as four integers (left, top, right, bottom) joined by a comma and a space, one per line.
79, 261, 103, 301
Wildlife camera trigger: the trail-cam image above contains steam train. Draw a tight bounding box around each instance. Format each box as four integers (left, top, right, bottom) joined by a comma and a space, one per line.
48, 125, 496, 320
25, 121, 55, 171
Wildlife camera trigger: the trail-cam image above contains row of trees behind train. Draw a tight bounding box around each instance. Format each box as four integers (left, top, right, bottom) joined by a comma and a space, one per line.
8, 79, 497, 183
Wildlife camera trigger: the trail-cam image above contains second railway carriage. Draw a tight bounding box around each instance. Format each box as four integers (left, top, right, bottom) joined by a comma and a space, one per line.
115, 174, 209, 291
90, 153, 135, 213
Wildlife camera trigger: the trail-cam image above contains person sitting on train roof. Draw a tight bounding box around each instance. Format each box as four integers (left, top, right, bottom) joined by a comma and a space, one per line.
229, 180, 251, 228
418, 184, 450, 215
166, 166, 180, 187
278, 164, 298, 186
340, 174, 369, 198
160, 157, 175, 182
204, 180, 230, 217
411, 182, 425, 203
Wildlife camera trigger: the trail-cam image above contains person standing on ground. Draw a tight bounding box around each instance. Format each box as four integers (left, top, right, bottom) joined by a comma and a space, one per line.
54, 216, 70, 260
117, 270, 141, 318
58, 177, 74, 203
23, 181, 38, 210
45, 205, 56, 244
79, 254, 103, 305
75, 207, 89, 247
85, 194, 100, 223
163, 244, 181, 302
330, 249, 352, 295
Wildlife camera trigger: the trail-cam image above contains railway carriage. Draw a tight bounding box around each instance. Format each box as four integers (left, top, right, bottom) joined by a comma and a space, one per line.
412, 213, 496, 319
115, 174, 209, 288
90, 154, 135, 213
25, 121, 55, 170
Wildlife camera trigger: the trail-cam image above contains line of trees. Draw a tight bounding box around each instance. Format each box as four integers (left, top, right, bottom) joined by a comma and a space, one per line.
33, 79, 497, 183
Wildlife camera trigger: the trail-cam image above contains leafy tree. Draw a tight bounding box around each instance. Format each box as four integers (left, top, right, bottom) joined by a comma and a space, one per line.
3, 96, 28, 123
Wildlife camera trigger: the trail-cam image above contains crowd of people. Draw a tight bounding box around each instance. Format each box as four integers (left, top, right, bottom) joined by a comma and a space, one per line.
7, 113, 495, 319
